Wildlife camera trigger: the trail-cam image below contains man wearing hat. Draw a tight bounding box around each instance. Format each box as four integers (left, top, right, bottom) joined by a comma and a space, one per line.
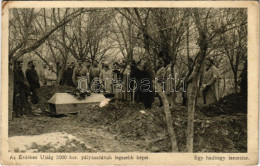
112, 61, 122, 103
63, 62, 75, 86
201, 57, 220, 105
26, 60, 40, 104
39, 62, 47, 86
85, 61, 91, 88
100, 61, 113, 94
121, 59, 131, 101
13, 60, 29, 117
45, 62, 57, 86
72, 59, 88, 89
90, 60, 101, 92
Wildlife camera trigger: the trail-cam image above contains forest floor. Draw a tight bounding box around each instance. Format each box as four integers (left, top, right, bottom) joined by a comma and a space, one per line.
9, 85, 247, 153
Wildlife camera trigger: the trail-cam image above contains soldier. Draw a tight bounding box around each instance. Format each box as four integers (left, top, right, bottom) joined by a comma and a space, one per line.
202, 57, 220, 105
85, 61, 91, 88
39, 62, 47, 86
100, 62, 113, 95
63, 62, 75, 86
26, 60, 40, 104
129, 60, 142, 103
139, 60, 154, 109
164, 60, 181, 107
163, 59, 175, 107
73, 59, 88, 90
45, 62, 57, 86
13, 60, 29, 117
155, 59, 165, 107
112, 61, 122, 103
157, 51, 176, 107
121, 60, 131, 102
90, 60, 101, 93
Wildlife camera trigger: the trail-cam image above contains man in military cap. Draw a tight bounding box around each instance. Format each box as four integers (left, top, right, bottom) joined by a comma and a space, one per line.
63, 62, 75, 87
100, 62, 113, 95
26, 60, 40, 104
120, 59, 131, 101
201, 57, 220, 105
90, 60, 101, 92
72, 59, 88, 90
39, 62, 47, 86
85, 60, 91, 88
45, 62, 57, 86
13, 60, 29, 117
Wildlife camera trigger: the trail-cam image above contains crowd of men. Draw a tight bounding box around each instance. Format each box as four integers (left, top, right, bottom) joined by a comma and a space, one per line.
13, 51, 245, 118
13, 60, 40, 117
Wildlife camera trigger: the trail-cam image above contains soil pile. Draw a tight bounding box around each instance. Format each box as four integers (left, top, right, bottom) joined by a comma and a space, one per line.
77, 102, 143, 126
10, 85, 247, 152
75, 92, 247, 152
199, 93, 247, 116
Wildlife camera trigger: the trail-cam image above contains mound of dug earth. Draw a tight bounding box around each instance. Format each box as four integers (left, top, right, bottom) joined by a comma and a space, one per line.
199, 93, 247, 116
102, 94, 247, 152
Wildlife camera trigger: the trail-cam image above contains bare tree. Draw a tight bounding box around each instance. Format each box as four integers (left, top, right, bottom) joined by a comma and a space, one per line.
186, 8, 247, 152
219, 9, 247, 93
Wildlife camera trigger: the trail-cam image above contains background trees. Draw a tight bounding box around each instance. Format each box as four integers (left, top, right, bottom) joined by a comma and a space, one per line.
9, 7, 247, 152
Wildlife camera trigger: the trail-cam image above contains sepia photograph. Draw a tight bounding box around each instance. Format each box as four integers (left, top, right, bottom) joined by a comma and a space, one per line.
1, 1, 259, 165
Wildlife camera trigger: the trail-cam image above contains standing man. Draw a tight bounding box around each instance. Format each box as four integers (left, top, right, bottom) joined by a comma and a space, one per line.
90, 60, 101, 92
63, 62, 75, 86
130, 60, 141, 103
39, 62, 47, 86
113, 62, 122, 104
121, 60, 131, 102
73, 59, 88, 89
155, 59, 165, 107
164, 59, 176, 107
202, 57, 220, 105
100, 62, 113, 95
13, 60, 29, 117
26, 60, 40, 104
85, 61, 91, 88
139, 60, 154, 110
45, 62, 57, 86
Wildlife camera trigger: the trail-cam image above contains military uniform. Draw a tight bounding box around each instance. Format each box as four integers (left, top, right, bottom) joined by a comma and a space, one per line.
26, 62, 40, 104
202, 65, 220, 105
13, 63, 28, 116
63, 66, 75, 86
73, 65, 88, 90
90, 66, 101, 93
100, 68, 113, 94
45, 69, 57, 86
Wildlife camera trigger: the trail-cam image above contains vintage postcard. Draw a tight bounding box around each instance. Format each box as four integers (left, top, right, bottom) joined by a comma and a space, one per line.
1, 1, 259, 165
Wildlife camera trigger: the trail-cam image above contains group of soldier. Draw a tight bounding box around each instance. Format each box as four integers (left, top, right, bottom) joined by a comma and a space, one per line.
64, 54, 222, 110
62, 59, 156, 109
13, 52, 225, 117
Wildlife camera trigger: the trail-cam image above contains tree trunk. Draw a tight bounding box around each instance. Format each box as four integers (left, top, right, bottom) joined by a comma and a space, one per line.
156, 84, 178, 152
186, 75, 199, 152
